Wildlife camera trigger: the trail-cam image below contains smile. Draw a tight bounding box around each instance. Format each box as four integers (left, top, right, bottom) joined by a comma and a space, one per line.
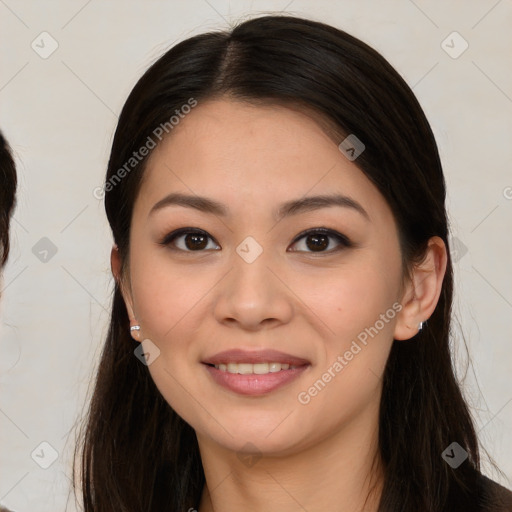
211, 362, 300, 374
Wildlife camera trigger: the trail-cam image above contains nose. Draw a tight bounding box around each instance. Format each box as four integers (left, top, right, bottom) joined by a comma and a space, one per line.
212, 244, 294, 332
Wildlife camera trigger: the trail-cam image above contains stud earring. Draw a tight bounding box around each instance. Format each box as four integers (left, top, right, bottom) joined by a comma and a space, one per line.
418, 321, 424, 331
130, 325, 141, 332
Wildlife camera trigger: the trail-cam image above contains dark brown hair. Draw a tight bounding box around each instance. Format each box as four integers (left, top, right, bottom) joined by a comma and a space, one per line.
75, 14, 495, 511
0, 130, 17, 268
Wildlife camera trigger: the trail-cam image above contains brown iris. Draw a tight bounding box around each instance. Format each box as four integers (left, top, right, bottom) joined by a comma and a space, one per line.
185, 233, 208, 250
305, 233, 329, 251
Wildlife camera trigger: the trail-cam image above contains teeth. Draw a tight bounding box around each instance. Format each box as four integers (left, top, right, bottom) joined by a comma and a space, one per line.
215, 362, 297, 374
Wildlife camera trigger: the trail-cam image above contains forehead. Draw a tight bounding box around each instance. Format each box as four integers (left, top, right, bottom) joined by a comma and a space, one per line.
136, 98, 390, 224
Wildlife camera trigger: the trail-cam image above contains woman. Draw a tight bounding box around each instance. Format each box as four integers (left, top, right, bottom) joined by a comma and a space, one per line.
74, 15, 512, 511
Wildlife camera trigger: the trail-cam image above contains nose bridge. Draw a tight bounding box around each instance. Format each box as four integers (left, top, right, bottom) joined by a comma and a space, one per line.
230, 235, 276, 300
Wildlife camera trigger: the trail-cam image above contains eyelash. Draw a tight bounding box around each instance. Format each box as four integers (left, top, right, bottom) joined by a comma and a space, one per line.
159, 227, 352, 255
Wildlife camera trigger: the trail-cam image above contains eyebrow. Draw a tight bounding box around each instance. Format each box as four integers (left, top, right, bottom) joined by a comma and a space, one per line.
149, 192, 370, 221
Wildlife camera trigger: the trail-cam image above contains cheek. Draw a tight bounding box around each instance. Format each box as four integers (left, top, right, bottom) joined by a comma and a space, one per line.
128, 257, 211, 418
288, 255, 400, 412
291, 256, 401, 348
292, 267, 398, 432
129, 247, 213, 341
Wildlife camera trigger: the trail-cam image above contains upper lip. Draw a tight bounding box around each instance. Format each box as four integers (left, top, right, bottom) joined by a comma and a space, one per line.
202, 349, 310, 366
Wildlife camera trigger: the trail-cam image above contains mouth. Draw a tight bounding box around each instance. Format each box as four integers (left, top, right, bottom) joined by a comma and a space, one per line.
202, 349, 310, 395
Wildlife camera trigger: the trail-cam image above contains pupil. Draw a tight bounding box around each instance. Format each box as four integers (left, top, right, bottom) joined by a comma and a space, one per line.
186, 233, 207, 250
307, 234, 328, 251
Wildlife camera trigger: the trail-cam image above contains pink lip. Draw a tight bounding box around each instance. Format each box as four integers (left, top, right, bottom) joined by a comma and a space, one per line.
203, 364, 309, 396
202, 349, 310, 366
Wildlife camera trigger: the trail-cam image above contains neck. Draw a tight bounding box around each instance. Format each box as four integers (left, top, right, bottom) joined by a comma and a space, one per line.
196, 404, 383, 512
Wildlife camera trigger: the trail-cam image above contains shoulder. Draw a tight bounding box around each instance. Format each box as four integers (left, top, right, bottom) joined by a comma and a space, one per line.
478, 474, 512, 512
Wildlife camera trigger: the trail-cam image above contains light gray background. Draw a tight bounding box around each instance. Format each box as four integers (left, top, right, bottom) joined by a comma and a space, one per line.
1, 1, 511, 510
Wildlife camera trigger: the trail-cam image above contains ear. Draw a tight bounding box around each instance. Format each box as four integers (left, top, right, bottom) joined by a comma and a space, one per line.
394, 236, 448, 341
111, 244, 141, 342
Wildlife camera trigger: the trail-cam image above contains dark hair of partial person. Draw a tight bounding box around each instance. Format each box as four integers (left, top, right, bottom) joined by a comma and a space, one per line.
73, 14, 511, 512
0, 130, 17, 269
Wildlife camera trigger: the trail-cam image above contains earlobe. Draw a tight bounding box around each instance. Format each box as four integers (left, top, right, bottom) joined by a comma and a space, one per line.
129, 324, 141, 341
393, 236, 447, 341
110, 245, 142, 342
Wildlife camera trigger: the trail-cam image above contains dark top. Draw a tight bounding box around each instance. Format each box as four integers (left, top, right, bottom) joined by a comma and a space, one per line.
1, 475, 510, 511
479, 475, 512, 511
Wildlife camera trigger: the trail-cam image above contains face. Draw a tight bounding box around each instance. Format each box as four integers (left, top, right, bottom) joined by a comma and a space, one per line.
120, 98, 407, 456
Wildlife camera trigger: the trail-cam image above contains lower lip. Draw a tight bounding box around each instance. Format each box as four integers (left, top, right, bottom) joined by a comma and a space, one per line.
203, 364, 309, 396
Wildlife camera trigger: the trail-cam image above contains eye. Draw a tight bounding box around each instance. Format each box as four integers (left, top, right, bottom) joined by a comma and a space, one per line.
288, 228, 351, 254
160, 228, 220, 252
160, 227, 352, 254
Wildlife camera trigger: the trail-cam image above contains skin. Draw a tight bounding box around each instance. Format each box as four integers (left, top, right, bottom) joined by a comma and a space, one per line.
112, 98, 447, 512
